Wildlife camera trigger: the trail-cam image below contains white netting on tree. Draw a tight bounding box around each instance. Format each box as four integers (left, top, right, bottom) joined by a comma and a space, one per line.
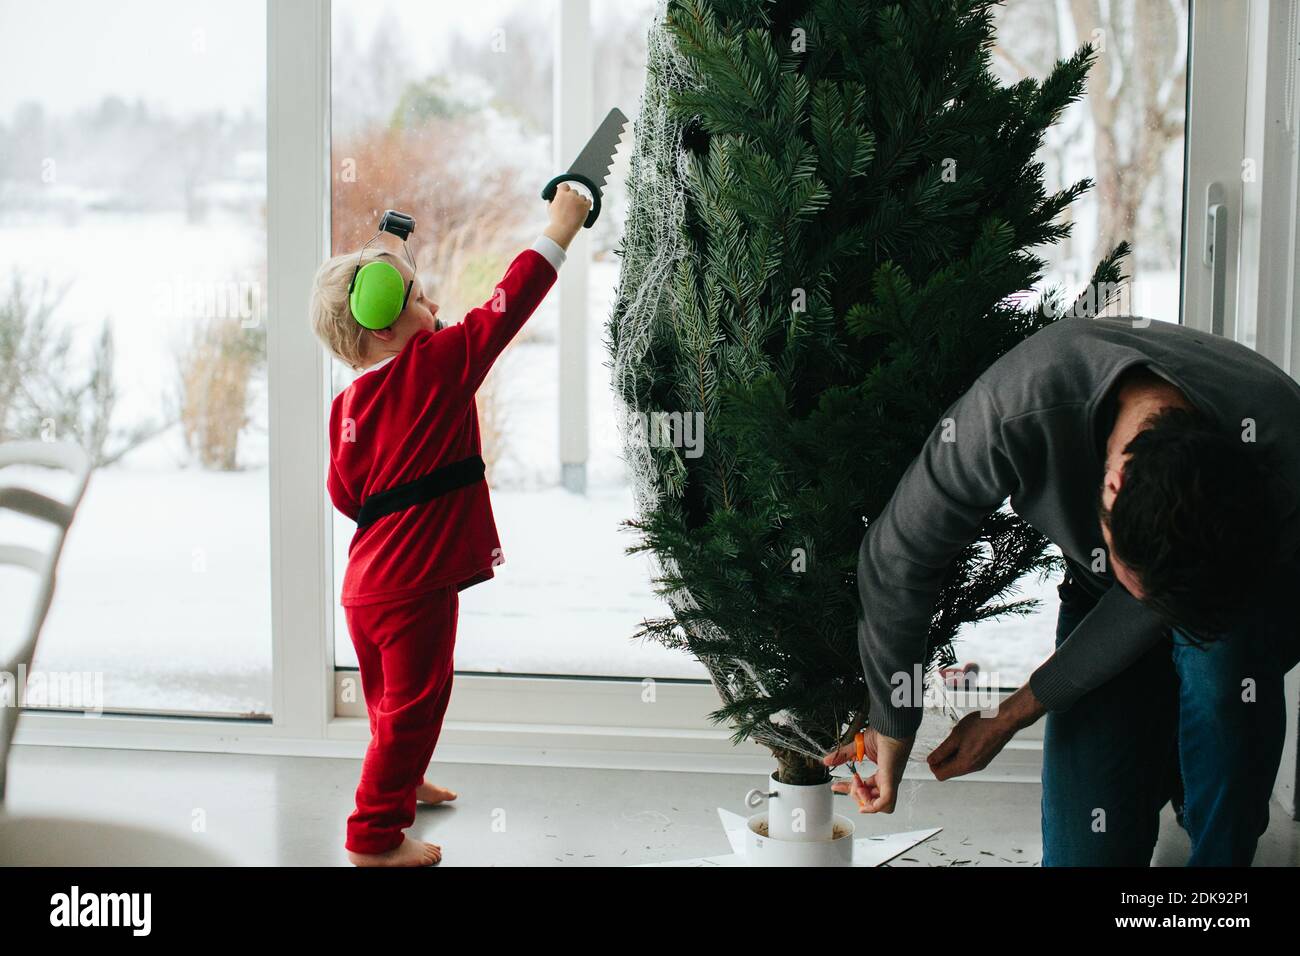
610, 1, 687, 443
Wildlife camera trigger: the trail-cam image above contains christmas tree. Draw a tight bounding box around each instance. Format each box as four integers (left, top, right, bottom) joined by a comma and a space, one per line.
610, 0, 1127, 784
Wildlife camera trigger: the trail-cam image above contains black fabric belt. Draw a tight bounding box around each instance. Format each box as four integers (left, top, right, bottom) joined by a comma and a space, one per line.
353, 454, 486, 534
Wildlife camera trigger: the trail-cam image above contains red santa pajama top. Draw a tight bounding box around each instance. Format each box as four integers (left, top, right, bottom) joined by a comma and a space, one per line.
326, 236, 564, 607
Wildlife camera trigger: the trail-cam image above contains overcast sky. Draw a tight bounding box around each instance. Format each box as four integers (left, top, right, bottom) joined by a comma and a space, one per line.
0, 0, 585, 121
0, 0, 266, 118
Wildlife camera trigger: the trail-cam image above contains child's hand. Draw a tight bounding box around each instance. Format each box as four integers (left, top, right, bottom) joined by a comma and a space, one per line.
543, 183, 593, 250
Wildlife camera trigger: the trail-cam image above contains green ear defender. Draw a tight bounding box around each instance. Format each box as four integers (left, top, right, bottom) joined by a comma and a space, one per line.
350, 260, 408, 330
348, 210, 417, 331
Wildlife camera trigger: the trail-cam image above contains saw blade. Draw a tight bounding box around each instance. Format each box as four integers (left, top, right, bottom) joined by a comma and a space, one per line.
566, 107, 629, 192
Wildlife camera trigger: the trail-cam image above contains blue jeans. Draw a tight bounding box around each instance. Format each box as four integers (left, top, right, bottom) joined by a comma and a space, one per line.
1040, 569, 1299, 866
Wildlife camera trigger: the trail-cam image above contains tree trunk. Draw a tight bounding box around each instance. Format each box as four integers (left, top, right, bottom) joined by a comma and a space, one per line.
772, 747, 831, 786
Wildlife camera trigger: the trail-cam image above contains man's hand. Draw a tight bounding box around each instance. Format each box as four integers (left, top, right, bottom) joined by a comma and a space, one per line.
827, 729, 877, 805
823, 729, 914, 814
926, 683, 1045, 780
925, 712, 1014, 780
543, 182, 592, 250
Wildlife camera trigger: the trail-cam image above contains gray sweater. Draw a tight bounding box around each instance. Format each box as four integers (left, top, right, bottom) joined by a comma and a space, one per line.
857, 316, 1300, 740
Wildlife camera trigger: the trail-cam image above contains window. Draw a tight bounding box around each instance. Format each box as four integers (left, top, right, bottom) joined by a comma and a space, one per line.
328, 0, 698, 680
0, 0, 271, 717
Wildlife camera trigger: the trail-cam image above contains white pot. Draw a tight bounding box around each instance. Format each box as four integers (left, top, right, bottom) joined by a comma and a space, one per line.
742, 772, 855, 866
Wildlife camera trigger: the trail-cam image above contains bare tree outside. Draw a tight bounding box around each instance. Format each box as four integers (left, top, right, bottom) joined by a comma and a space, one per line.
993, 0, 1188, 284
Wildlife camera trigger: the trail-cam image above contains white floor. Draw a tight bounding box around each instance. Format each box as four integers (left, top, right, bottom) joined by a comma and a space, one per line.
3, 744, 1296, 866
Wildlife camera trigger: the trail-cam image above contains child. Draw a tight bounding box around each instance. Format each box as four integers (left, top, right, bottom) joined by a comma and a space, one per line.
310, 185, 591, 866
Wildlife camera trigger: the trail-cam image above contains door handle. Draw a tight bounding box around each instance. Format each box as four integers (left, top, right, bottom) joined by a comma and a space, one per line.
1203, 182, 1228, 336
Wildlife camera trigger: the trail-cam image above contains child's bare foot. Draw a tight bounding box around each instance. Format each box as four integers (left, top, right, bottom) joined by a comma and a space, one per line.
416, 780, 458, 805
347, 835, 441, 867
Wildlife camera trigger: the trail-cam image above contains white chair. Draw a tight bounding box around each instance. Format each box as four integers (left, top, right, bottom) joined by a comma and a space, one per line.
0, 440, 230, 865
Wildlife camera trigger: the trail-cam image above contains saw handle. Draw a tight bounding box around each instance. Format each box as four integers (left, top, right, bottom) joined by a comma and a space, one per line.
541, 172, 602, 228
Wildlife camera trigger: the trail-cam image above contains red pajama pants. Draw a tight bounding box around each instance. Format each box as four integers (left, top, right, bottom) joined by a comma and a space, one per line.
343, 586, 458, 855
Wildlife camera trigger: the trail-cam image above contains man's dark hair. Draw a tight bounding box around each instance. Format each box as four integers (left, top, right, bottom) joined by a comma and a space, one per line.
1102, 405, 1280, 636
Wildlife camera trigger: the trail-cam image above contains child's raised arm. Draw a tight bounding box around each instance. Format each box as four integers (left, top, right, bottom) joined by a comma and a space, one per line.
425, 184, 590, 399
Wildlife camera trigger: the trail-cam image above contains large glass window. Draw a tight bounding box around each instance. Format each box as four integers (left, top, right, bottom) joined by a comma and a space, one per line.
0, 0, 270, 716
0, 0, 1248, 749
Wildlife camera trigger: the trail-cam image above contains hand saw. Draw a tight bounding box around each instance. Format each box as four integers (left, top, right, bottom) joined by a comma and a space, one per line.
540, 106, 629, 229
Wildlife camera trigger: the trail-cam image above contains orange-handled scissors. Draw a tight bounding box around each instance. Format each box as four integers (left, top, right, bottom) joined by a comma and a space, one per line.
846, 729, 867, 784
